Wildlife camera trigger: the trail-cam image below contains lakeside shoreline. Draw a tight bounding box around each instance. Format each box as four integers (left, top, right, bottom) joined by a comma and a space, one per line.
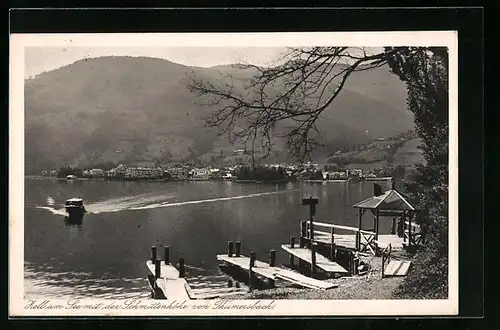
24, 176, 393, 185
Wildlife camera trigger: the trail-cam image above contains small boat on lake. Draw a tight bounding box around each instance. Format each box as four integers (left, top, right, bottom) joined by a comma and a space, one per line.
65, 198, 86, 217
66, 175, 77, 180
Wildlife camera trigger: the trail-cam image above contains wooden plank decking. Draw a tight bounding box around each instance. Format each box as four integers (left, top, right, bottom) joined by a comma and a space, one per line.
281, 244, 348, 274
274, 269, 338, 290
155, 278, 191, 300
313, 233, 404, 250
217, 253, 340, 290
146, 260, 180, 278
384, 260, 412, 277
146, 261, 192, 300
216, 254, 278, 279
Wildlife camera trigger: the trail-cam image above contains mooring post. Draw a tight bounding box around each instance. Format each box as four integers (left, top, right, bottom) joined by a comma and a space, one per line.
250, 251, 256, 268
330, 243, 336, 262
151, 246, 157, 262
289, 237, 295, 269
290, 236, 295, 248
228, 279, 233, 288
228, 241, 234, 257
310, 243, 317, 276
155, 258, 161, 278
330, 226, 336, 261
300, 220, 307, 240
269, 249, 276, 267
164, 246, 170, 265
179, 258, 185, 278
248, 252, 255, 292
235, 241, 241, 257
269, 250, 277, 287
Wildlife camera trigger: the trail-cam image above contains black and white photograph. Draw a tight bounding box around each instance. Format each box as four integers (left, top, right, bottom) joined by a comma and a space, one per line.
9, 31, 458, 316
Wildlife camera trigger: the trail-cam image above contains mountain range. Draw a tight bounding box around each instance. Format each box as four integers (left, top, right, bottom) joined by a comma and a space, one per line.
24, 56, 414, 173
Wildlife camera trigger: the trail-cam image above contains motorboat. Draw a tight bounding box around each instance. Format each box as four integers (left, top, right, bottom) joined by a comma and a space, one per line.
65, 198, 86, 217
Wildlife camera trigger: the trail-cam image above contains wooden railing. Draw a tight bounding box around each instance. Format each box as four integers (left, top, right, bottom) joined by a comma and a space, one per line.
301, 221, 378, 256
381, 243, 392, 279
402, 221, 423, 246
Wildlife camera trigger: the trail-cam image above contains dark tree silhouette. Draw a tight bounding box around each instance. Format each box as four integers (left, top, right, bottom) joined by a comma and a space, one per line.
187, 47, 406, 163
189, 46, 449, 298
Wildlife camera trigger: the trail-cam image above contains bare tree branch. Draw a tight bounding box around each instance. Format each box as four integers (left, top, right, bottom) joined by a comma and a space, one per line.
186, 47, 401, 164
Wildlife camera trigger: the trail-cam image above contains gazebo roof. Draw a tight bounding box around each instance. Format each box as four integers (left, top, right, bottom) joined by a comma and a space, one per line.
353, 189, 416, 211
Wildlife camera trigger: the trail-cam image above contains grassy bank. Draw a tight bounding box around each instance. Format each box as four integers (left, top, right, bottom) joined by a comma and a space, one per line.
228, 276, 404, 300
224, 253, 408, 300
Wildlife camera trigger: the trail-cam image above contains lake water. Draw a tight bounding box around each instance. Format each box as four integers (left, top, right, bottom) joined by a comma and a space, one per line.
23, 178, 392, 299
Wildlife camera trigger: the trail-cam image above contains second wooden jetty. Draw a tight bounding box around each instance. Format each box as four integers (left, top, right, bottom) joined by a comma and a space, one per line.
217, 241, 340, 290
281, 244, 348, 274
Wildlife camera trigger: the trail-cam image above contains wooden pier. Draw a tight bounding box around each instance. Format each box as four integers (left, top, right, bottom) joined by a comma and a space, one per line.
274, 268, 338, 290
217, 254, 278, 280
281, 244, 348, 274
217, 243, 340, 290
147, 245, 251, 300
146, 245, 192, 300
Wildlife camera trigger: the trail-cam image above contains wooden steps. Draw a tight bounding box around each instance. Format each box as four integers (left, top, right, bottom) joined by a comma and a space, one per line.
281, 244, 349, 274
383, 260, 412, 277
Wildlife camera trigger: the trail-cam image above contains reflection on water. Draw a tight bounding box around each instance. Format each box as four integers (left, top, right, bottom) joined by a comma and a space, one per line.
24, 179, 392, 299
25, 262, 151, 299
64, 214, 84, 227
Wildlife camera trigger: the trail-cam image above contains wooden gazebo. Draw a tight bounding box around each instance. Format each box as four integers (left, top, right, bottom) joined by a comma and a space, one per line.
352, 183, 423, 255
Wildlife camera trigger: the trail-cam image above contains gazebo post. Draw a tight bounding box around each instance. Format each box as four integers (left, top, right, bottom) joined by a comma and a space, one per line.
408, 211, 413, 247
356, 208, 363, 251
372, 210, 376, 233
374, 209, 380, 255
402, 211, 406, 244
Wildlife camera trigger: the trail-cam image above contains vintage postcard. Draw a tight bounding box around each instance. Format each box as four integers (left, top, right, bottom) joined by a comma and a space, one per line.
10, 31, 458, 316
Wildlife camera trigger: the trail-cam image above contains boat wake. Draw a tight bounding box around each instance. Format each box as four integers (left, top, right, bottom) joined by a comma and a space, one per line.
35, 206, 68, 216
85, 193, 176, 214
129, 190, 298, 211
34, 190, 297, 215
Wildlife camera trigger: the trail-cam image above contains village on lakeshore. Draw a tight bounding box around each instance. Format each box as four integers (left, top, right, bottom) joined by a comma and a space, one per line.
36, 130, 417, 183
38, 161, 400, 183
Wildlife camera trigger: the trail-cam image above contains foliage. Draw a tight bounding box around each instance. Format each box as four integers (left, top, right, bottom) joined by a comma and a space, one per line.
392, 165, 406, 179
233, 166, 288, 182
386, 47, 449, 299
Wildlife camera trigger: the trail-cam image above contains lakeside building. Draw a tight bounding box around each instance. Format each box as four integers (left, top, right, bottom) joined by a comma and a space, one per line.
166, 167, 189, 180
348, 169, 363, 178
191, 168, 210, 181
125, 167, 163, 180
90, 168, 104, 177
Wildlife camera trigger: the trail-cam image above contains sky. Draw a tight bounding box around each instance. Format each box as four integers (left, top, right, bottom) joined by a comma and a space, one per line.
24, 46, 289, 79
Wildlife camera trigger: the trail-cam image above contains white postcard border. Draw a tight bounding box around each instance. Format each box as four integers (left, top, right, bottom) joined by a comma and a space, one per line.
10, 31, 458, 316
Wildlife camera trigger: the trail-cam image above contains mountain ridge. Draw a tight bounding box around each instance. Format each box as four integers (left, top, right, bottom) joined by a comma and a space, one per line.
24, 56, 413, 173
